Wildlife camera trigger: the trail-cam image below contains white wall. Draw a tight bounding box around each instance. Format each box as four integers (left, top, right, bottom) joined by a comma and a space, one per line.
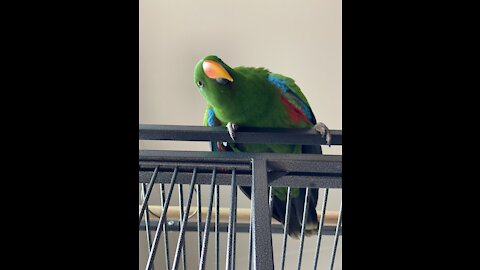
140, 0, 342, 268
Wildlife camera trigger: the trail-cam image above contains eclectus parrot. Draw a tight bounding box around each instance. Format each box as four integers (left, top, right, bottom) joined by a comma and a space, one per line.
194, 55, 331, 238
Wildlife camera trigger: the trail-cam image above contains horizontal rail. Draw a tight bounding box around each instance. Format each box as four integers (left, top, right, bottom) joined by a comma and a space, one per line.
138, 124, 343, 270
140, 150, 342, 173
139, 124, 342, 145
139, 221, 341, 236
139, 171, 341, 188
139, 150, 342, 188
140, 206, 340, 226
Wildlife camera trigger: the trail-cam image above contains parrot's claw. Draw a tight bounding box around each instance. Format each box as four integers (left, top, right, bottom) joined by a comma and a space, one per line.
314, 122, 332, 147
226, 122, 238, 141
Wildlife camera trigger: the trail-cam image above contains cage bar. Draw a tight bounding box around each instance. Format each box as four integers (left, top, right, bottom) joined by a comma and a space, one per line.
215, 184, 220, 270
139, 125, 342, 270
145, 167, 178, 270
225, 169, 237, 270
141, 183, 153, 251
313, 188, 329, 270
329, 203, 342, 270
172, 168, 198, 270
177, 182, 187, 270
251, 159, 274, 270
280, 187, 292, 270
296, 188, 310, 270
159, 183, 171, 270
199, 168, 217, 270
139, 166, 158, 223
196, 183, 203, 263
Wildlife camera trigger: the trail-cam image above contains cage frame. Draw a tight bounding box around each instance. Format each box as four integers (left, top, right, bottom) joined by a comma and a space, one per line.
139, 124, 342, 270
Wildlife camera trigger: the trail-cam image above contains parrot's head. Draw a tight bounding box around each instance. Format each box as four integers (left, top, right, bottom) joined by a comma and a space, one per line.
194, 55, 236, 109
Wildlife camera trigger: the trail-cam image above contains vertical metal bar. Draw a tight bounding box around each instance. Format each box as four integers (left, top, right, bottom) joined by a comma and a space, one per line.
215, 183, 220, 270
251, 159, 274, 270
225, 169, 237, 270
247, 213, 253, 270
329, 202, 342, 270
142, 183, 153, 251
178, 182, 187, 270
268, 186, 274, 216
142, 183, 153, 270
145, 167, 178, 270
140, 166, 159, 222
313, 188, 330, 270
280, 187, 292, 270
199, 168, 217, 270
160, 183, 171, 270
296, 188, 310, 270
231, 171, 237, 270
172, 168, 198, 270
197, 183, 203, 263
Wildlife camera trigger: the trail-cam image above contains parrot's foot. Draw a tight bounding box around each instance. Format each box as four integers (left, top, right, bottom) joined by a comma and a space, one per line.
314, 122, 332, 146
226, 122, 239, 141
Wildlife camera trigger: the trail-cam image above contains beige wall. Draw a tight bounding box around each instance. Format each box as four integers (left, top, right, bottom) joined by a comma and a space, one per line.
140, 0, 342, 269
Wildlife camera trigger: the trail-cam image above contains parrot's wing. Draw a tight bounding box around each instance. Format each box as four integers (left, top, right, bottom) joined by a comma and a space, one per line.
267, 73, 322, 237
267, 73, 317, 125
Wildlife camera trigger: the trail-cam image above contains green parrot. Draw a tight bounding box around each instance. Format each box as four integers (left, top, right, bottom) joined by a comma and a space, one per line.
194, 55, 331, 238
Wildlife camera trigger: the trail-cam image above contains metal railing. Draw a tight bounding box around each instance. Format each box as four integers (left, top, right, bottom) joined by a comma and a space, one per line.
139, 125, 342, 270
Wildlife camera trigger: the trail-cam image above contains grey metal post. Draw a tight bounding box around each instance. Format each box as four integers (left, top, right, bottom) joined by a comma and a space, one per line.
251, 159, 274, 270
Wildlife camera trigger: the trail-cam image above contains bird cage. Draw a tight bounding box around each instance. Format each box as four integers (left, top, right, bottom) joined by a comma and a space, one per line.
139, 125, 342, 270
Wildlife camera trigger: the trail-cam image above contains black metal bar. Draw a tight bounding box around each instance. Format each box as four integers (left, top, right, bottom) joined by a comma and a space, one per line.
296, 188, 310, 270
139, 166, 158, 223
280, 187, 292, 270
269, 176, 341, 189
329, 203, 342, 270
141, 184, 153, 251
172, 168, 198, 270
178, 182, 187, 270
215, 184, 220, 270
140, 161, 251, 172
226, 169, 237, 270
248, 214, 252, 270
139, 171, 341, 189
140, 222, 341, 235
251, 159, 274, 270
139, 124, 342, 145
197, 183, 203, 263
145, 167, 178, 270
159, 183, 171, 270
139, 125, 343, 270
139, 150, 342, 188
142, 183, 155, 270
231, 171, 237, 270
313, 189, 329, 270
140, 149, 341, 168
199, 168, 217, 270
268, 187, 273, 216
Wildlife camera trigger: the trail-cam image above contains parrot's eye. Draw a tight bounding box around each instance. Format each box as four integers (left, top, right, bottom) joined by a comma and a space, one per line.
215, 78, 229, 85
196, 80, 204, 88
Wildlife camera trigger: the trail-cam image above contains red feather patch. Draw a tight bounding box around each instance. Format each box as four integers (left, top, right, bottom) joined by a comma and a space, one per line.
280, 93, 311, 125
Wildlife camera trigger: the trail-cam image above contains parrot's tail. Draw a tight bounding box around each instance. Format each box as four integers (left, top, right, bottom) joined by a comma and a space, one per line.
271, 188, 319, 239
239, 186, 319, 239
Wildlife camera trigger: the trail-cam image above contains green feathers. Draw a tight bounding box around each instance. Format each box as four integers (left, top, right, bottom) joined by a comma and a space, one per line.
195, 55, 321, 238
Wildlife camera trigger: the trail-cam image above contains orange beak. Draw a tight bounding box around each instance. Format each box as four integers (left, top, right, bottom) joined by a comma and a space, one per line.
202, 60, 234, 82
